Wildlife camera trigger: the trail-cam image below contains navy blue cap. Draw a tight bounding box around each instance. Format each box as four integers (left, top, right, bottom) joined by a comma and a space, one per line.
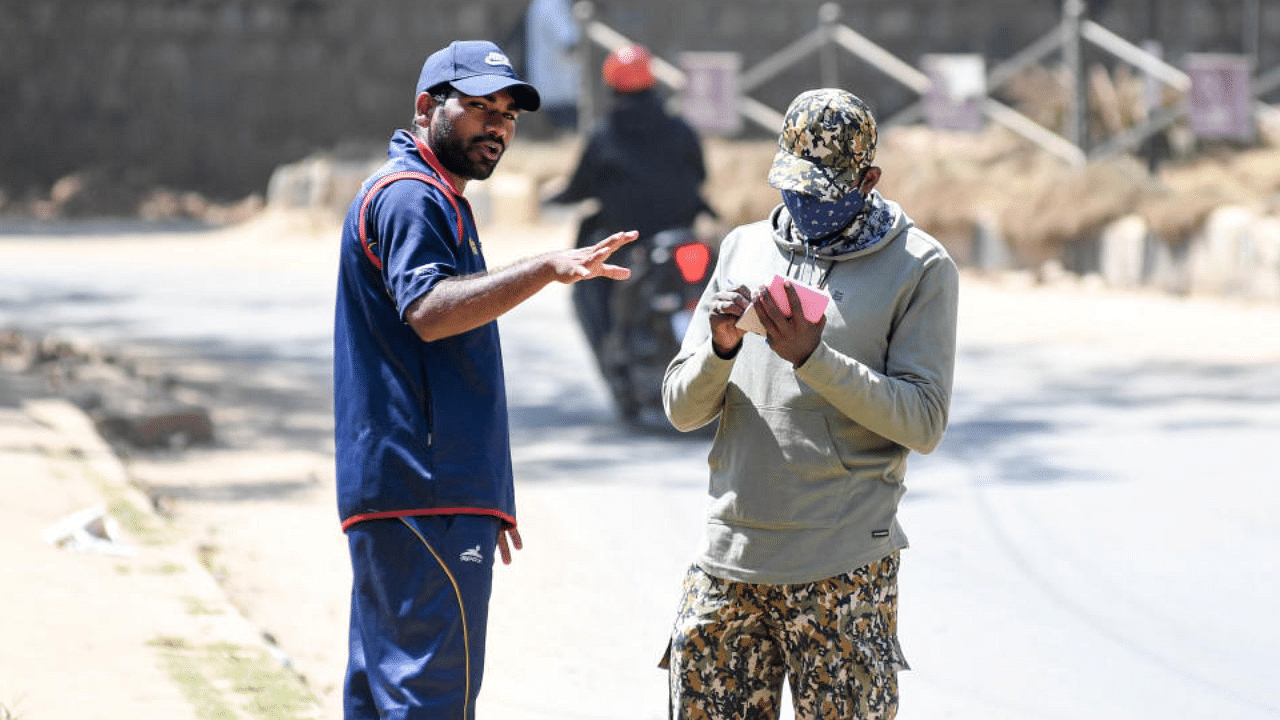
416, 40, 541, 112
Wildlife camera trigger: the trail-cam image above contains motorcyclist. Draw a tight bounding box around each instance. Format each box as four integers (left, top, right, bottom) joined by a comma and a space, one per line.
548, 44, 713, 416
550, 44, 711, 242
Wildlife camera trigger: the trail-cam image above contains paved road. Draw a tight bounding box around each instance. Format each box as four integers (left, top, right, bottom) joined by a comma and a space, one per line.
1, 216, 1277, 719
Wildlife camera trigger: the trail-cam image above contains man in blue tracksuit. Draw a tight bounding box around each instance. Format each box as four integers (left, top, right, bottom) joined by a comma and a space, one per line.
333, 40, 637, 719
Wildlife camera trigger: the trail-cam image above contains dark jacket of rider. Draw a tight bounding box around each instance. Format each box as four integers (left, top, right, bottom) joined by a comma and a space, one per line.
550, 88, 711, 243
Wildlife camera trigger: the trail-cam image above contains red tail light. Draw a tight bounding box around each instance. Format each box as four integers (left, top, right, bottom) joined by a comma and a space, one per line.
673, 243, 711, 284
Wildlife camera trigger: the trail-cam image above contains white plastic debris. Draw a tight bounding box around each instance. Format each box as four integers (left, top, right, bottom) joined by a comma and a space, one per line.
42, 506, 137, 557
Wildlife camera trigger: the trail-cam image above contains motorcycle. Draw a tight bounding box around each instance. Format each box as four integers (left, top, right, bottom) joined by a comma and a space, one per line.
571, 222, 717, 427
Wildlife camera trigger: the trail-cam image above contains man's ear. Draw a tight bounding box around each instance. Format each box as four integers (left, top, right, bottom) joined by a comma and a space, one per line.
414, 92, 437, 126
859, 167, 882, 195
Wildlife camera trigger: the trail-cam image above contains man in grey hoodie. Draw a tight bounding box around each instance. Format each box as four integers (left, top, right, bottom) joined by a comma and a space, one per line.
660, 88, 959, 719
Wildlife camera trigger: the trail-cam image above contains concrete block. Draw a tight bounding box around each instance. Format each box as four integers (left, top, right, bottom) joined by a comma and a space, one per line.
1099, 214, 1149, 289
1187, 205, 1257, 297
1242, 215, 1280, 301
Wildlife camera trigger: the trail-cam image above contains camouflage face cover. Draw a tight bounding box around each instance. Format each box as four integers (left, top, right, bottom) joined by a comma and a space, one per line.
767, 88, 878, 203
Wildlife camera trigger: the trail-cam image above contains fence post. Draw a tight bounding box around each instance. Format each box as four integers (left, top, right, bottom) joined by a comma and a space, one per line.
1062, 0, 1088, 151
1243, 0, 1260, 70
573, 0, 597, 137
819, 3, 840, 88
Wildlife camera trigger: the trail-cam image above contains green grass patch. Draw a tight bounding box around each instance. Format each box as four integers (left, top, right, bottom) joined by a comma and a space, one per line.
159, 650, 238, 720
57, 448, 168, 546
153, 638, 319, 720
153, 562, 186, 575
102, 486, 166, 545
182, 596, 224, 616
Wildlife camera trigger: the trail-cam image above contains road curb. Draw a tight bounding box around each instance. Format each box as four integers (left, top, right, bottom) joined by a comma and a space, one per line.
7, 398, 321, 719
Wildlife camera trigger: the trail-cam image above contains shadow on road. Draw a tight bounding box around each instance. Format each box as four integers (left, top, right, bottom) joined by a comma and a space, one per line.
937, 347, 1280, 486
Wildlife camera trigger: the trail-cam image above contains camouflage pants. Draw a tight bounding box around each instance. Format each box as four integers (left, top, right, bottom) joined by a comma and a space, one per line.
662, 553, 908, 720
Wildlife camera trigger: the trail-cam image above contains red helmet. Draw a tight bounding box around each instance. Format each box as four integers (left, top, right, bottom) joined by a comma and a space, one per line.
603, 44, 656, 93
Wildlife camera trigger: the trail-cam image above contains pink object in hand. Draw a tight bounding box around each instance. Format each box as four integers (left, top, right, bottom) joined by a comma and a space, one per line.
736, 274, 831, 335
767, 274, 829, 322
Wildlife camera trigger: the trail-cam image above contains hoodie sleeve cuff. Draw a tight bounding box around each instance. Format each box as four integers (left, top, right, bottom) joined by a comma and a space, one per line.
794, 340, 835, 380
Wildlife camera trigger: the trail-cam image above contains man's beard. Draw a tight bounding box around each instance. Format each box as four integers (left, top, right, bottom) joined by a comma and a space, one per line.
430, 113, 502, 181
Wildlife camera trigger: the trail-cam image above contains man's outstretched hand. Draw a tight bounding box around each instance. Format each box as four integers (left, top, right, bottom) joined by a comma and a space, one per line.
552, 230, 639, 283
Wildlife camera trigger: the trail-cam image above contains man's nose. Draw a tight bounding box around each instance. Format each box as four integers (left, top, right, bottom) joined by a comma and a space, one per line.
486, 114, 512, 141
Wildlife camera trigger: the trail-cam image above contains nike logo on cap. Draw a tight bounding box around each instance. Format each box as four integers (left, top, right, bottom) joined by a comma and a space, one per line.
484, 52, 512, 68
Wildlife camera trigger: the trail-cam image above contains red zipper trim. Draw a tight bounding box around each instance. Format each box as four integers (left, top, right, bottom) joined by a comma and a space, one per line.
342, 507, 517, 532
358, 169, 466, 271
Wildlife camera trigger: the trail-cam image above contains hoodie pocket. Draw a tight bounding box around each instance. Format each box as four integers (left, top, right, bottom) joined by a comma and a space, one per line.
709, 405, 854, 528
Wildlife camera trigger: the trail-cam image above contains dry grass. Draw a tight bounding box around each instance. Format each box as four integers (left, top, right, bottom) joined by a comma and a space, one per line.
18, 72, 1280, 271
500, 63, 1280, 268
693, 123, 1280, 266
501, 94, 1280, 268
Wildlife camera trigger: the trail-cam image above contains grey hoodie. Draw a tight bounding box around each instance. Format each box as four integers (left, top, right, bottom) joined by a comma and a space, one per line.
663, 196, 959, 584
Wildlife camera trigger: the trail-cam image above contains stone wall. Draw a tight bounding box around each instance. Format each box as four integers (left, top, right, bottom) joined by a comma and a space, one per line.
0, 0, 533, 198
2, 0, 1277, 200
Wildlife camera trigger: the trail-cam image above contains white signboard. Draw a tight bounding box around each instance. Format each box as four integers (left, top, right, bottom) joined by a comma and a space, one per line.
923, 54, 987, 132
1186, 53, 1255, 142
680, 52, 742, 136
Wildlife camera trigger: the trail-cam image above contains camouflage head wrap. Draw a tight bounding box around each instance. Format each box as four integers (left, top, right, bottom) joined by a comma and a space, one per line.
767, 89, 878, 202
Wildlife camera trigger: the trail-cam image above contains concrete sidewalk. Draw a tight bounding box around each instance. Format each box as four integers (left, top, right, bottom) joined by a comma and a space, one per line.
0, 398, 319, 720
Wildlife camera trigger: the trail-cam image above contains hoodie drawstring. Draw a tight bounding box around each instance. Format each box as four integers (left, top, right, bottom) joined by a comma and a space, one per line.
785, 246, 835, 290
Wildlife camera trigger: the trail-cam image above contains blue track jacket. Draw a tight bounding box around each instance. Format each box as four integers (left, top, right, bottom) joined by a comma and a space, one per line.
334, 130, 516, 531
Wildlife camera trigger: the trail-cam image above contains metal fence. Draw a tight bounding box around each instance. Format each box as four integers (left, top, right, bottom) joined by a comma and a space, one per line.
572, 0, 1274, 167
